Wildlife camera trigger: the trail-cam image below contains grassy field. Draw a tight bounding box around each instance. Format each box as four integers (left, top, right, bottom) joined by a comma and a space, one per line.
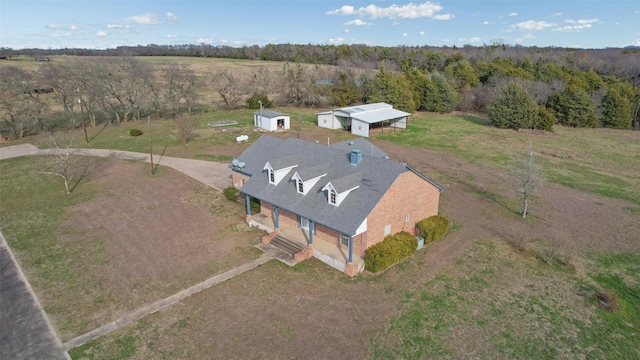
1, 56, 639, 358
377, 113, 640, 205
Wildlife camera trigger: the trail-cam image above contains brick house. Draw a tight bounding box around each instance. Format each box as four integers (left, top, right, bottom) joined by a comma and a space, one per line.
231, 135, 443, 276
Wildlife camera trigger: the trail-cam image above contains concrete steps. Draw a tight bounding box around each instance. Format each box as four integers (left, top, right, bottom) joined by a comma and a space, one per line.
270, 236, 305, 255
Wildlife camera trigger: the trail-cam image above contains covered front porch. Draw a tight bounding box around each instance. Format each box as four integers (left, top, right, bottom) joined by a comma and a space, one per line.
247, 210, 365, 276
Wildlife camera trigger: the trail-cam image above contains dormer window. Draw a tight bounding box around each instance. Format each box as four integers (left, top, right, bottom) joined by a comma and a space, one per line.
297, 180, 304, 194
269, 169, 275, 184
329, 190, 336, 205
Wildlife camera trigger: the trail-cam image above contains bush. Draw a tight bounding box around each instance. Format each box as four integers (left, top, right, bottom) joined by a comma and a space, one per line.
223, 187, 239, 202
364, 231, 417, 273
416, 215, 450, 245
129, 128, 143, 137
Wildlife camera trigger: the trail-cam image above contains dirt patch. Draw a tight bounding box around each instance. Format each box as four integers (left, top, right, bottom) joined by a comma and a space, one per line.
55, 158, 264, 340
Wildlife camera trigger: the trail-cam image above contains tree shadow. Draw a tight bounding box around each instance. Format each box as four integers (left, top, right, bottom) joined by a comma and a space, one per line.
154, 146, 168, 174
89, 123, 110, 143
460, 114, 490, 126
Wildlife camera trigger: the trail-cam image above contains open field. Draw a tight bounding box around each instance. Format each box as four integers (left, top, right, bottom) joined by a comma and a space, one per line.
1, 107, 639, 358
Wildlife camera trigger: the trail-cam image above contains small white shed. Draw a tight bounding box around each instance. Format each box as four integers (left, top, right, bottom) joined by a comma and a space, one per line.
254, 110, 290, 131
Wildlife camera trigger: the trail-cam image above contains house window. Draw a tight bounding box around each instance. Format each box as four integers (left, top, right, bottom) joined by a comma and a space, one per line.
269, 170, 275, 183
298, 180, 304, 193
340, 233, 349, 247
241, 179, 245, 187
384, 224, 391, 236
329, 190, 336, 205
405, 214, 409, 222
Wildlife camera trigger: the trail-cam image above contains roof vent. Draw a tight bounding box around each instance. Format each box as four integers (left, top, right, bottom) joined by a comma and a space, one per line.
232, 159, 240, 167
348, 141, 354, 146
350, 149, 363, 166
237, 162, 246, 169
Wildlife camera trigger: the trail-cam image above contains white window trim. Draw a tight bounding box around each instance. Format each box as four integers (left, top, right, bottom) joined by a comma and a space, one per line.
329, 190, 336, 205
297, 180, 304, 194
340, 233, 349, 247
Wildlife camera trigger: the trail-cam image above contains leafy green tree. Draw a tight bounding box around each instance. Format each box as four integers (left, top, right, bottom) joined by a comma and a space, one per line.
533, 105, 555, 131
601, 87, 633, 129
432, 74, 461, 113
331, 72, 361, 106
548, 86, 598, 128
370, 67, 416, 112
488, 81, 538, 130
445, 59, 480, 89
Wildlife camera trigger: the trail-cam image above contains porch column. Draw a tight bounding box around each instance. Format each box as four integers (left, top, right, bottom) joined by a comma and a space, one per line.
274, 206, 279, 229
308, 220, 314, 245
348, 235, 353, 263
245, 194, 251, 216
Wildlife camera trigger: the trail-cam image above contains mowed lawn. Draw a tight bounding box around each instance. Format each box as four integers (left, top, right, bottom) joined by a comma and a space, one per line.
1, 110, 638, 359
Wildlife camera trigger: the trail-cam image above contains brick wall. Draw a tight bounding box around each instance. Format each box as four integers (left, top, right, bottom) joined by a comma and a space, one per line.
365, 171, 440, 254
231, 172, 250, 189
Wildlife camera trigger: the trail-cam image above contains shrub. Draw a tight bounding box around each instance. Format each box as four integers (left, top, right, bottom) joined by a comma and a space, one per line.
129, 128, 143, 137
416, 215, 450, 245
364, 231, 417, 273
223, 187, 239, 202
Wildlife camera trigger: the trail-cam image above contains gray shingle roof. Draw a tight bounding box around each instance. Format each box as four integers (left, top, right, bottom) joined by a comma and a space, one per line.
255, 110, 289, 118
232, 135, 440, 236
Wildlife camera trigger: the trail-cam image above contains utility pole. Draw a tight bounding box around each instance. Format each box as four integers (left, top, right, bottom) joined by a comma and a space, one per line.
147, 116, 154, 175
78, 99, 88, 143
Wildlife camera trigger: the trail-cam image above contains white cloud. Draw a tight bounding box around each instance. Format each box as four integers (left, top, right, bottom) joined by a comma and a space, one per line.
127, 13, 161, 25
470, 37, 482, 43
553, 19, 598, 32
482, 21, 491, 25
166, 34, 177, 38
523, 33, 535, 39
197, 38, 214, 44
343, 28, 350, 33
96, 31, 107, 37
629, 39, 640, 46
565, 19, 598, 25
47, 24, 62, 29
345, 19, 372, 26
327, 37, 345, 44
166, 12, 178, 20
510, 20, 555, 31
433, 14, 454, 20
402, 32, 408, 37
327, 2, 452, 20
419, 31, 425, 35
508, 12, 518, 16
549, 12, 563, 17
107, 24, 128, 29
69, 25, 79, 31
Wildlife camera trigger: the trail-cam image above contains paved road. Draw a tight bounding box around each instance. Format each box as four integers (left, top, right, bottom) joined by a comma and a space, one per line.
0, 232, 69, 360
0, 144, 233, 191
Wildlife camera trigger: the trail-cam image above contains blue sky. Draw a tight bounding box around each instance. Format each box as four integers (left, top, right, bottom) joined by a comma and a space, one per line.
1, 1, 638, 50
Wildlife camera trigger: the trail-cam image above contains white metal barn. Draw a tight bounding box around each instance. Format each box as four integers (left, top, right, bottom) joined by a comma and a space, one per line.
317, 103, 410, 137
254, 110, 290, 131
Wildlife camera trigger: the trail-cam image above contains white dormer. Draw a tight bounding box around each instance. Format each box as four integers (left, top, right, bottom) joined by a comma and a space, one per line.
321, 181, 359, 206
263, 162, 298, 185
291, 171, 327, 195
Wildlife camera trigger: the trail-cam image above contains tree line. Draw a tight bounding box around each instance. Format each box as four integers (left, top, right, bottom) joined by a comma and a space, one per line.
1, 43, 639, 139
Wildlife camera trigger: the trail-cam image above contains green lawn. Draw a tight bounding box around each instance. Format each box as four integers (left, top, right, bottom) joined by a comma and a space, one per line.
376, 113, 640, 205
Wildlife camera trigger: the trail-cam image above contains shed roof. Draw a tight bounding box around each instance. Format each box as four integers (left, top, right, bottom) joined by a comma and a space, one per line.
255, 110, 289, 118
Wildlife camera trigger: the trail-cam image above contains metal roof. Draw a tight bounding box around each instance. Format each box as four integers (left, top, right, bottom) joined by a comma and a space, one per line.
351, 108, 411, 124
255, 110, 289, 118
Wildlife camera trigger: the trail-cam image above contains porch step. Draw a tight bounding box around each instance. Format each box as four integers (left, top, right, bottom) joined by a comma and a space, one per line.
270, 236, 305, 255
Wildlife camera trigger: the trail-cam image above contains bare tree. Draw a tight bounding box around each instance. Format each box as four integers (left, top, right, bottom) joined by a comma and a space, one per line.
210, 69, 249, 110
174, 113, 197, 145
40, 133, 75, 194
0, 66, 48, 139
162, 63, 199, 115
510, 146, 544, 218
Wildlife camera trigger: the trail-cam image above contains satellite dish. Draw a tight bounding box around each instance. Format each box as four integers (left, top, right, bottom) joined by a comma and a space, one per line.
232, 159, 240, 167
